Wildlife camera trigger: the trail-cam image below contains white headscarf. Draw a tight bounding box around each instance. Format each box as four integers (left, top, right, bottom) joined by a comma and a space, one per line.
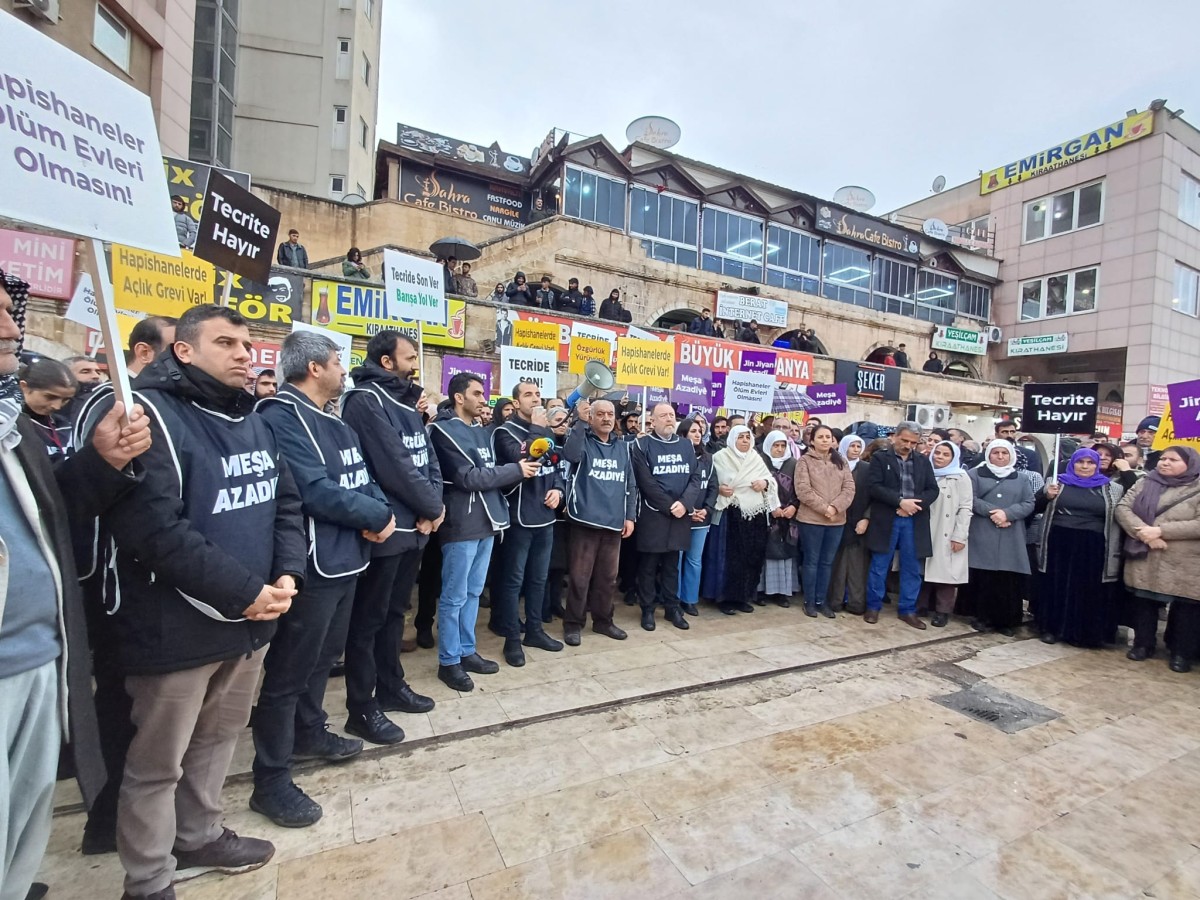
725, 424, 752, 459
765, 429, 789, 470
977, 438, 1017, 479
931, 440, 965, 478
839, 434, 865, 471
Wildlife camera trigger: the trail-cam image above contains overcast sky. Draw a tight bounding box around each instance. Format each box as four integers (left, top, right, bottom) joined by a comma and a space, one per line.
379, 0, 1200, 213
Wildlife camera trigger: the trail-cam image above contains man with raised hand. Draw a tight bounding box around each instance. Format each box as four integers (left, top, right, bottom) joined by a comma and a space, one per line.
250, 331, 394, 827
97, 304, 307, 900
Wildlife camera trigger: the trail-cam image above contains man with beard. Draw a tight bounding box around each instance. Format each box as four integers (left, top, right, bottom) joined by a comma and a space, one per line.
428, 373, 539, 691
96, 305, 307, 899
254, 369, 278, 400
705, 415, 730, 454
631, 402, 702, 632
249, 332, 395, 827
340, 330, 441, 743
60, 354, 105, 425
491, 381, 566, 666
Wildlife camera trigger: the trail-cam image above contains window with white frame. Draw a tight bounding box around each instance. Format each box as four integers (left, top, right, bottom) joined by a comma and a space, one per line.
1023, 182, 1104, 242
821, 241, 871, 308
873, 257, 917, 317
1180, 173, 1200, 230
957, 281, 992, 321
766, 223, 820, 294
363, 0, 374, 20
630, 186, 698, 267
915, 269, 958, 325
335, 39, 351, 79
330, 175, 346, 196
563, 165, 626, 230
332, 106, 348, 149
94, 3, 130, 71
359, 117, 370, 149
1020, 266, 1099, 320
1174, 263, 1199, 316
361, 53, 371, 85
701, 206, 764, 282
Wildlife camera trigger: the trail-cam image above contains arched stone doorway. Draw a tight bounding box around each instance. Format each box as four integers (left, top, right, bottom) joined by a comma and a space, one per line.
864, 343, 896, 364
944, 359, 981, 379
652, 308, 702, 332
778, 329, 829, 355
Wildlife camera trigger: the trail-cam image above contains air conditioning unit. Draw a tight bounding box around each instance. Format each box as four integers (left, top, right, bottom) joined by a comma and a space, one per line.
14, 0, 58, 22
905, 404, 951, 428
986, 325, 1003, 344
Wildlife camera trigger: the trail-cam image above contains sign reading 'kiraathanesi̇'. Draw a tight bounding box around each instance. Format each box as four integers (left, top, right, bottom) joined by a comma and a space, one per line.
0, 13, 177, 254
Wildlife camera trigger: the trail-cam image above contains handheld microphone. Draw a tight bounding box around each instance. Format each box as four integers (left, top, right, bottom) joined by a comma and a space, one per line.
527, 436, 560, 468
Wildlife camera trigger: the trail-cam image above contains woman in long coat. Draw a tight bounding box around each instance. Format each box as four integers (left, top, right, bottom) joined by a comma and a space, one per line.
759, 430, 799, 606
711, 425, 778, 614
1115, 446, 1200, 672
959, 440, 1035, 635
827, 438, 887, 614
677, 416, 718, 616
1034, 448, 1125, 647
920, 441, 973, 627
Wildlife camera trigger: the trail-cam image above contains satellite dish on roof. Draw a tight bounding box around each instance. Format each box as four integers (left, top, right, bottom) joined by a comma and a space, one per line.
832, 186, 875, 213
931, 175, 947, 193
625, 116, 681, 150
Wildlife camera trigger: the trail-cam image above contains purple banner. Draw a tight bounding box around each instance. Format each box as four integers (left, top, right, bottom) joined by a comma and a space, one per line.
1167, 378, 1200, 439
805, 383, 848, 414
673, 364, 710, 404
739, 349, 777, 375
709, 371, 726, 408
441, 354, 494, 398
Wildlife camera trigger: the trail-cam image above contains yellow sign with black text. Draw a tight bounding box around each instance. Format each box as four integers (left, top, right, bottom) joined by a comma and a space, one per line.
569, 336, 612, 374
112, 245, 215, 317
311, 280, 466, 348
616, 337, 674, 389
512, 319, 560, 352
1152, 404, 1200, 453
981, 111, 1153, 194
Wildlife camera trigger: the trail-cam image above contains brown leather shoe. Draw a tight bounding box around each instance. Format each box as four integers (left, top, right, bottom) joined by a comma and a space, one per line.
399, 639, 417, 653
864, 609, 879, 624
899, 613, 927, 630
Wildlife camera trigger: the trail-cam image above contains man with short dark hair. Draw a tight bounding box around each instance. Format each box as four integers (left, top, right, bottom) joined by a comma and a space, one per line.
557, 278, 585, 314
455, 262, 478, 298
580, 285, 597, 318
706, 415, 729, 454
631, 402, 701, 632
492, 381, 566, 666
737, 320, 761, 344
98, 305, 307, 898
1135, 416, 1161, 469
536, 276, 557, 310
172, 195, 198, 249
341, 330, 442, 741
894, 343, 910, 368
254, 369, 278, 400
687, 309, 715, 336
428, 373, 539, 691
126, 317, 176, 375
863, 421, 939, 629
250, 332, 394, 827
277, 229, 309, 269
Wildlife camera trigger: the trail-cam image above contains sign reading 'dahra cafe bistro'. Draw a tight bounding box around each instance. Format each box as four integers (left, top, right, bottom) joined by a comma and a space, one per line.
1021, 382, 1099, 434
815, 206, 921, 259
400, 161, 527, 230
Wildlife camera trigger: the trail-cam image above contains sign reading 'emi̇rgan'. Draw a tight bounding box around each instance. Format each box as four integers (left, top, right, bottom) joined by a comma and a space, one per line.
192, 171, 280, 283
1021, 382, 1099, 434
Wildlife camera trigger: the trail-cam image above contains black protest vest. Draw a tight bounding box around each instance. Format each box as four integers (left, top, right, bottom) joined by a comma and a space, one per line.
258, 386, 374, 578
495, 417, 557, 528
566, 431, 633, 532
636, 434, 695, 513
430, 416, 511, 532
133, 388, 280, 620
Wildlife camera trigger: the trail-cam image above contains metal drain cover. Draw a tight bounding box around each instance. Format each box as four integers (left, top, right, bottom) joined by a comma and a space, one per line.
932, 683, 1060, 733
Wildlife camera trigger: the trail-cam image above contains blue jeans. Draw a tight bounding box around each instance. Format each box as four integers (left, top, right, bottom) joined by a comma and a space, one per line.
677, 526, 709, 604
798, 523, 841, 609
866, 516, 922, 615
438, 537, 494, 665
493, 524, 553, 638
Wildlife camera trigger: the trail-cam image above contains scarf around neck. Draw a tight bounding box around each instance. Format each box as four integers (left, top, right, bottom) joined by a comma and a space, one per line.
1058, 448, 1110, 489
839, 434, 865, 471
764, 429, 788, 470
0, 270, 31, 450
977, 438, 1017, 479
1124, 446, 1200, 558
932, 440, 965, 478
713, 442, 776, 516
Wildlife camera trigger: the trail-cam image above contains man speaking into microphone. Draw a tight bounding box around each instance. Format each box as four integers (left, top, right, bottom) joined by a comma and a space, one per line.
491, 380, 566, 666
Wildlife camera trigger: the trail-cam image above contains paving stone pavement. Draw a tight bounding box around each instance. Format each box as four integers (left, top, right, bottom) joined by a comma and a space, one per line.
40, 602, 1200, 899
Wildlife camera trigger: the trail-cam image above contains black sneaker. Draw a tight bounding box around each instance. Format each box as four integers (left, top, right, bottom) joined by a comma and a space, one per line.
25, 885, 49, 900
249, 783, 323, 828
292, 729, 363, 763
377, 684, 435, 714
460, 653, 499, 675
667, 609, 690, 630
438, 664, 474, 692
641, 609, 656, 631
172, 828, 274, 879
523, 628, 564, 652
344, 708, 405, 745
563, 627, 581, 646
503, 638, 526, 668
682, 603, 699, 616
415, 627, 435, 649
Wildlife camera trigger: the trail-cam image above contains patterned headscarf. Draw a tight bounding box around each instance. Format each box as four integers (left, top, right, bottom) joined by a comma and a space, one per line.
0, 269, 31, 449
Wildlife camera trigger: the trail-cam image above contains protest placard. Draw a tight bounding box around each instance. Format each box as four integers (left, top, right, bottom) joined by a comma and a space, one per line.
192, 171, 280, 283
616, 337, 674, 388
500, 346, 557, 397
382, 248, 446, 326
1021, 382, 1099, 434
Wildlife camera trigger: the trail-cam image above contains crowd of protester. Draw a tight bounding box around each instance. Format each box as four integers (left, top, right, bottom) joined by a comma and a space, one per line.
3, 261, 1199, 899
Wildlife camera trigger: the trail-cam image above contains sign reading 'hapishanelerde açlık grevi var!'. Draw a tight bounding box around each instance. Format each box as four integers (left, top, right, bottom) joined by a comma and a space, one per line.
0, 13, 177, 255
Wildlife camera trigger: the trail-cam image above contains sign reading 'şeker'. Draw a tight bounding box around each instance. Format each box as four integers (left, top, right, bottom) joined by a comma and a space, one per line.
1021, 382, 1099, 434
192, 171, 280, 282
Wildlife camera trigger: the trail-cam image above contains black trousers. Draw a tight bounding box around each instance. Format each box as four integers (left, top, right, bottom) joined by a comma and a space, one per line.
1131, 594, 1200, 659
345, 548, 421, 714
252, 570, 357, 793
637, 551, 681, 613
415, 535, 442, 631
83, 576, 134, 833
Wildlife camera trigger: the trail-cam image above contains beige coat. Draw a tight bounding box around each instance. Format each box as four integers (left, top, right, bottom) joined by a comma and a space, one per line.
793, 453, 856, 526
1114, 479, 1200, 602
923, 472, 973, 585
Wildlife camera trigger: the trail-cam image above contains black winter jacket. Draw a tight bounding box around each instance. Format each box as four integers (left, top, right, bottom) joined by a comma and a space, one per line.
97, 355, 307, 674
429, 415, 524, 543
493, 414, 565, 529
631, 433, 702, 552
341, 364, 444, 556
863, 447, 939, 559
